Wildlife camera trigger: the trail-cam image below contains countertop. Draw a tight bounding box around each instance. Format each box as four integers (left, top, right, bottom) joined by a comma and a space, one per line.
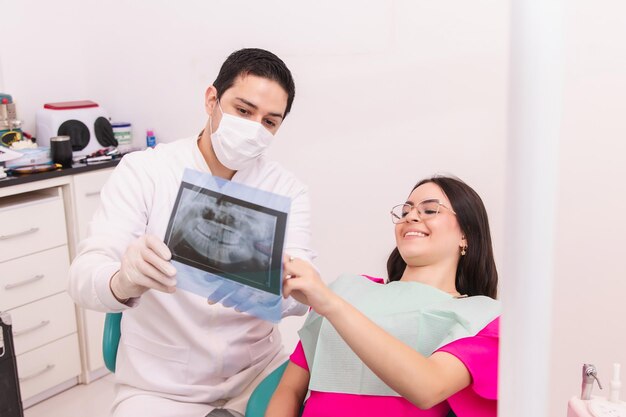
0, 159, 121, 189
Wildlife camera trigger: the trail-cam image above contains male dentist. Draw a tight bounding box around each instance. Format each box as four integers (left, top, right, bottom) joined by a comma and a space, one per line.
69, 48, 314, 417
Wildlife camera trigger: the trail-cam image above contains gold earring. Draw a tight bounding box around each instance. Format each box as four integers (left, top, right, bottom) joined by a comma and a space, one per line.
461, 246, 467, 256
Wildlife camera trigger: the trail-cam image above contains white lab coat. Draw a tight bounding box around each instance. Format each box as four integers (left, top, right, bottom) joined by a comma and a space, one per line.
68, 136, 315, 416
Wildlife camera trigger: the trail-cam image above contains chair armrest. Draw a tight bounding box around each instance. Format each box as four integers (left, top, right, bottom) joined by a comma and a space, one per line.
102, 312, 122, 373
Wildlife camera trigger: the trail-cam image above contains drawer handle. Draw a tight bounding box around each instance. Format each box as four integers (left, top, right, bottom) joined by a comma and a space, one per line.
85, 191, 101, 197
19, 364, 55, 382
0, 227, 40, 241
5, 274, 45, 290
14, 320, 51, 337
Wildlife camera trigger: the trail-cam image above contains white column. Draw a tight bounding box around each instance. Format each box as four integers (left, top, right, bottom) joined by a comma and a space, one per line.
500, 0, 564, 416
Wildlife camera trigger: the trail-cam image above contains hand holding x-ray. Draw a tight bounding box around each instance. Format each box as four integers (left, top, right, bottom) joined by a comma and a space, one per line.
164, 170, 290, 322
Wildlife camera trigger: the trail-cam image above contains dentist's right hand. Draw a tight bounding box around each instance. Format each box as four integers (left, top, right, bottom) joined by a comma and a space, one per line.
110, 234, 178, 302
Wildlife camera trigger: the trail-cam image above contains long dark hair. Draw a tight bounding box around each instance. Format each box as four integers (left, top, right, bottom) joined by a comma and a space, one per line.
386, 176, 498, 299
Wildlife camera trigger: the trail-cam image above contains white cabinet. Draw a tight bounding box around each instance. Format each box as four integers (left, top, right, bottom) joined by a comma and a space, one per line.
0, 189, 81, 406
0, 193, 67, 263
71, 169, 114, 375
10, 292, 77, 356
72, 169, 113, 241
17, 334, 81, 401
0, 246, 69, 311
0, 165, 116, 407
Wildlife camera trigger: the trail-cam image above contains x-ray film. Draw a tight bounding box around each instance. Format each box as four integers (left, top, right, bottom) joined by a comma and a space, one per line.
164, 168, 290, 322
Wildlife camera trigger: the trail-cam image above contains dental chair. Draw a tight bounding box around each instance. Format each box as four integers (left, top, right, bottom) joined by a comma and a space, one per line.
101, 314, 289, 416
102, 312, 122, 372
102, 314, 456, 417
244, 360, 299, 417
243, 362, 457, 417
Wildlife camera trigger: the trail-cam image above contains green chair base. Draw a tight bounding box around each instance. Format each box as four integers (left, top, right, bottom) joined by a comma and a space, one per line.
102, 312, 122, 373
103, 316, 458, 417
243, 359, 458, 417
246, 361, 297, 417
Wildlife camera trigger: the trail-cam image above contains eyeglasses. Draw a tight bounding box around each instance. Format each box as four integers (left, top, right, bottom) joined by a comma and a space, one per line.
390, 199, 456, 224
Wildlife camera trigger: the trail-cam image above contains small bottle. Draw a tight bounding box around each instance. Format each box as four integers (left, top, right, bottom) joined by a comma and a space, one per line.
146, 130, 156, 148
609, 363, 622, 403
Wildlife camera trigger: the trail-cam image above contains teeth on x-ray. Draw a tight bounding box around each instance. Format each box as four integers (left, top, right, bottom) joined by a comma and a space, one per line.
170, 187, 276, 278
195, 220, 241, 246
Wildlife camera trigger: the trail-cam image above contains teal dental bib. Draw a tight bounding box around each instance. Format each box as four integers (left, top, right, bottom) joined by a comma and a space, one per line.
298, 274, 501, 396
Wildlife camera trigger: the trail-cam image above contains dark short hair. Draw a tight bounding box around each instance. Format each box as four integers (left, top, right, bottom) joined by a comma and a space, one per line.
213, 48, 296, 117
386, 176, 498, 299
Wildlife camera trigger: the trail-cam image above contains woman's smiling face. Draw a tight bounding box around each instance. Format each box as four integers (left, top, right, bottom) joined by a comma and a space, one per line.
395, 182, 466, 268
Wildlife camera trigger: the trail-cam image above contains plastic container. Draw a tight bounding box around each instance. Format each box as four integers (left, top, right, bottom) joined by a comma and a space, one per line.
4, 147, 52, 168
610, 363, 622, 403
111, 122, 132, 147
146, 130, 156, 148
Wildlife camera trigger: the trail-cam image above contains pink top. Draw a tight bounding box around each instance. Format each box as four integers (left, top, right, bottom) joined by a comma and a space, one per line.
289, 276, 499, 417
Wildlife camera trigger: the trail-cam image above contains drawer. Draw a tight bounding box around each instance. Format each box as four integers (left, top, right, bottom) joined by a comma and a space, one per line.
9, 292, 77, 355
17, 333, 81, 401
0, 195, 67, 262
73, 168, 113, 241
0, 246, 70, 310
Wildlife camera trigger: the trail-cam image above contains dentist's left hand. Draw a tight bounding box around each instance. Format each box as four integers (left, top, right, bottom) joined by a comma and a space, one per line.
110, 234, 178, 302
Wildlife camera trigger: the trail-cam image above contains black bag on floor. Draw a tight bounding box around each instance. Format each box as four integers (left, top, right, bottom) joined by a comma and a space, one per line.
0, 312, 24, 417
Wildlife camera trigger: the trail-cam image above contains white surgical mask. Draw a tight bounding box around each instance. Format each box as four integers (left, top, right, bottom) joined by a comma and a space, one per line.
210, 101, 275, 170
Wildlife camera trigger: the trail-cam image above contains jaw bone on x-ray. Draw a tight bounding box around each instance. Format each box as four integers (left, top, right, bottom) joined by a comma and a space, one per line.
164, 168, 290, 322
172, 196, 275, 276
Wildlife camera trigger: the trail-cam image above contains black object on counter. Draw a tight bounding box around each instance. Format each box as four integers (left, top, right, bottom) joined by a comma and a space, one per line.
57, 117, 118, 150
50, 136, 73, 168
94, 117, 118, 147
0, 313, 24, 417
58, 119, 91, 151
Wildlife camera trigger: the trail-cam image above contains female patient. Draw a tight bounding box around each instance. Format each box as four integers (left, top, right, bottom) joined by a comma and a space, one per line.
266, 176, 500, 417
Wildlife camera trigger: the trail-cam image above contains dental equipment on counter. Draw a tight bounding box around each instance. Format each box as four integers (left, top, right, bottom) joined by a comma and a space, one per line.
568, 363, 626, 417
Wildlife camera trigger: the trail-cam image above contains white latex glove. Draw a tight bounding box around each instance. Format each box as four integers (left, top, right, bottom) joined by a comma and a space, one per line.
110, 234, 177, 301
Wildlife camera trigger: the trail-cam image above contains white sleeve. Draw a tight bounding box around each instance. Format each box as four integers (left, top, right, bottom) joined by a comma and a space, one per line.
281, 185, 316, 317
68, 155, 153, 312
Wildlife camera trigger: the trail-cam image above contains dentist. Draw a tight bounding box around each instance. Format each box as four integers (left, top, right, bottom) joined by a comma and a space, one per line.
68, 48, 314, 417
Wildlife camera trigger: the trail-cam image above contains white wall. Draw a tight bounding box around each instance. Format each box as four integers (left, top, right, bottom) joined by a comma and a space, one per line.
1, 0, 509, 352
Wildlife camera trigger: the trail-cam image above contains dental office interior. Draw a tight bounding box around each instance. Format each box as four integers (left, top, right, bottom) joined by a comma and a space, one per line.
0, 0, 625, 416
